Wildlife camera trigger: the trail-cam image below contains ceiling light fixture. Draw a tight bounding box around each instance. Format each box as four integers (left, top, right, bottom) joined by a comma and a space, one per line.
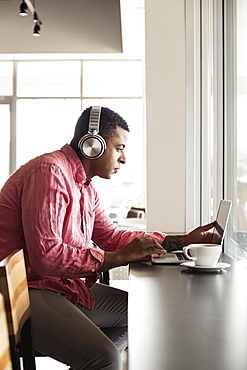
33, 22, 41, 37
19, 0, 43, 37
33, 11, 38, 22
19, 0, 28, 16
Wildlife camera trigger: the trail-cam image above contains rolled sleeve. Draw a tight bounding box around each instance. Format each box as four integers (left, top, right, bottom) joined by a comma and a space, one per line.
89, 247, 104, 272
85, 248, 104, 288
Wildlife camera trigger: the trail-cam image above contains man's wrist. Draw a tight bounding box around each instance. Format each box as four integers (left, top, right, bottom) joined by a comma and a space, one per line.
181, 234, 189, 247
98, 250, 124, 272
162, 235, 183, 252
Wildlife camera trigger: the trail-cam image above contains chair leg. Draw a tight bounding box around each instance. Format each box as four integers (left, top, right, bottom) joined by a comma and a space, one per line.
21, 318, 36, 370
100, 271, 110, 285
10, 345, 21, 370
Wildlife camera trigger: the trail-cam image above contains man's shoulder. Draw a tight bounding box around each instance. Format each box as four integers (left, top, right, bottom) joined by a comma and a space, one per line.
22, 149, 65, 170
3, 145, 82, 189
9, 149, 69, 184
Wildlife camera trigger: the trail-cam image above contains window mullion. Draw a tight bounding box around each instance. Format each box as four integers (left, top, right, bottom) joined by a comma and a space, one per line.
212, 0, 224, 213
10, 61, 17, 174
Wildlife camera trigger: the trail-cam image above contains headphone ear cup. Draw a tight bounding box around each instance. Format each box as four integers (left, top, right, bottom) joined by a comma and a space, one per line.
78, 133, 106, 159
78, 106, 105, 159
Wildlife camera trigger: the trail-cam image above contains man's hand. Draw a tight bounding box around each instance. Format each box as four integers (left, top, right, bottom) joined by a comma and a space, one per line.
182, 221, 216, 246
98, 237, 166, 272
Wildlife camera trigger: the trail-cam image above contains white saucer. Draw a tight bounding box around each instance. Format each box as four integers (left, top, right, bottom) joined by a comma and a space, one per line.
180, 261, 231, 272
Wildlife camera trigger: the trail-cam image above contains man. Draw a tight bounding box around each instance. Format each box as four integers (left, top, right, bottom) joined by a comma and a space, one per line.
0, 106, 215, 370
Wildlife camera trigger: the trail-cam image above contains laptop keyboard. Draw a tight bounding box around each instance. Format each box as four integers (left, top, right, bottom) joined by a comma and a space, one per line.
176, 253, 185, 260
176, 252, 189, 261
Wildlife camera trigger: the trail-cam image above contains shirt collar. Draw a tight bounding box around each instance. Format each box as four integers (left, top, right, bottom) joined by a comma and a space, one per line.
60, 144, 91, 186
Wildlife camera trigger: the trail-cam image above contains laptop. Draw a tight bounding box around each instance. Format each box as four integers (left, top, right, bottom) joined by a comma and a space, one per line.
151, 199, 232, 264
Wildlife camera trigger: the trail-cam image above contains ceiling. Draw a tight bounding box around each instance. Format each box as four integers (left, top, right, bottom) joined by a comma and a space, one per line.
0, 0, 123, 53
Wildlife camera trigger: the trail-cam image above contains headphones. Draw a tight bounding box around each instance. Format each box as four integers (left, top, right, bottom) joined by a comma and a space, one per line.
78, 106, 106, 159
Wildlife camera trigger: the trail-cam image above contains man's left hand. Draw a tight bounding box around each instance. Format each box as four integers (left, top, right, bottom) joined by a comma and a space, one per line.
182, 221, 216, 246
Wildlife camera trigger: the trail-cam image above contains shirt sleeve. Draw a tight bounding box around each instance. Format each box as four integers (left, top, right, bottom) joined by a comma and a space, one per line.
91, 193, 166, 251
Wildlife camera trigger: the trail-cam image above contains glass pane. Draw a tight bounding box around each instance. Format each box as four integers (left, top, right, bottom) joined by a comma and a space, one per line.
225, 0, 247, 260
233, 0, 247, 258
83, 61, 143, 97
0, 105, 10, 187
17, 61, 81, 97
82, 98, 145, 224
16, 99, 81, 167
0, 62, 13, 96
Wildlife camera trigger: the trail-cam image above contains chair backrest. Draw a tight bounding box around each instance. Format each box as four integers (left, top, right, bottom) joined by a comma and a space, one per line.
0, 293, 13, 370
0, 249, 30, 345
127, 207, 146, 219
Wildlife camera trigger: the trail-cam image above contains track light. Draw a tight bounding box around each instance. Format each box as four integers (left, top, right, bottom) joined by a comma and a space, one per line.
19, 0, 43, 37
33, 22, 41, 37
19, 0, 28, 16
33, 11, 38, 22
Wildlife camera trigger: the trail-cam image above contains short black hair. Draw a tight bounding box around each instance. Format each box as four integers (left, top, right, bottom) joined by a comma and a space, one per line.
70, 106, 130, 148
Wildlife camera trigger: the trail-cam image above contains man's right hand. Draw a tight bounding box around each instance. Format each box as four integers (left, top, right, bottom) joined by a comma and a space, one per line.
98, 237, 166, 272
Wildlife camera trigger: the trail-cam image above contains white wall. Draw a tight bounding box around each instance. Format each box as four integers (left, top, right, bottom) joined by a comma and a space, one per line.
145, 0, 186, 233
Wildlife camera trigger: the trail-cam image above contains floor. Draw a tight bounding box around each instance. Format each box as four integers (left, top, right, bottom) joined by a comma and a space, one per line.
34, 349, 128, 370
34, 278, 129, 370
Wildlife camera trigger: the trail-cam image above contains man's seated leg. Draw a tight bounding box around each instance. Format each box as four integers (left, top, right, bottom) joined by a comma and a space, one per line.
77, 283, 128, 352
29, 289, 122, 370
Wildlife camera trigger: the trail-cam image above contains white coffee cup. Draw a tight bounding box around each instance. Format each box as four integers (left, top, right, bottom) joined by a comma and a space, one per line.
183, 244, 222, 266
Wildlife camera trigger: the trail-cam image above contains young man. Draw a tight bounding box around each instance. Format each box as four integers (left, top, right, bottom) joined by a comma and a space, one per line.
0, 106, 215, 370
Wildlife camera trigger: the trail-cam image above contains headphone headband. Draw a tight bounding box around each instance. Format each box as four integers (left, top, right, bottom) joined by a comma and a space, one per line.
88, 106, 102, 134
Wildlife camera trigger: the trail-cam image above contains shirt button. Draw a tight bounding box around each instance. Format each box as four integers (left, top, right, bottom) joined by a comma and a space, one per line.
92, 268, 95, 272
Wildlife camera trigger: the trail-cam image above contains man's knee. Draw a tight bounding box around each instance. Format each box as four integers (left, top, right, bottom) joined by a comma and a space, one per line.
70, 341, 121, 370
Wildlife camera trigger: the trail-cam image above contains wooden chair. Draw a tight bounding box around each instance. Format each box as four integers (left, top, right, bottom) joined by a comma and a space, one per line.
0, 249, 36, 370
0, 293, 13, 370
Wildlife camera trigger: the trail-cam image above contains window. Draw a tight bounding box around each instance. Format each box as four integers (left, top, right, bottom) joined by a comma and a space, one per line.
185, 0, 224, 230
0, 103, 10, 188
0, 62, 13, 96
189, 0, 247, 261
224, 0, 247, 260
17, 61, 81, 97
83, 61, 143, 97
16, 98, 80, 167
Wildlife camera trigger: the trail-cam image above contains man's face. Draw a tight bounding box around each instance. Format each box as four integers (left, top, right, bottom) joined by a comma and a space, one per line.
87, 126, 128, 179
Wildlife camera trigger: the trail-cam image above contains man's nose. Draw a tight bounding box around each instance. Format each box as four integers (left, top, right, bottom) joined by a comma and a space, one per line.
119, 151, 127, 164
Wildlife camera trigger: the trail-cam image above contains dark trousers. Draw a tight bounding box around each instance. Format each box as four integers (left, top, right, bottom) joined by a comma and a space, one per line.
29, 283, 128, 370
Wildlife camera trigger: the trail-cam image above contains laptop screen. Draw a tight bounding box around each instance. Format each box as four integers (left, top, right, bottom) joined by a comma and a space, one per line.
211, 200, 232, 245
